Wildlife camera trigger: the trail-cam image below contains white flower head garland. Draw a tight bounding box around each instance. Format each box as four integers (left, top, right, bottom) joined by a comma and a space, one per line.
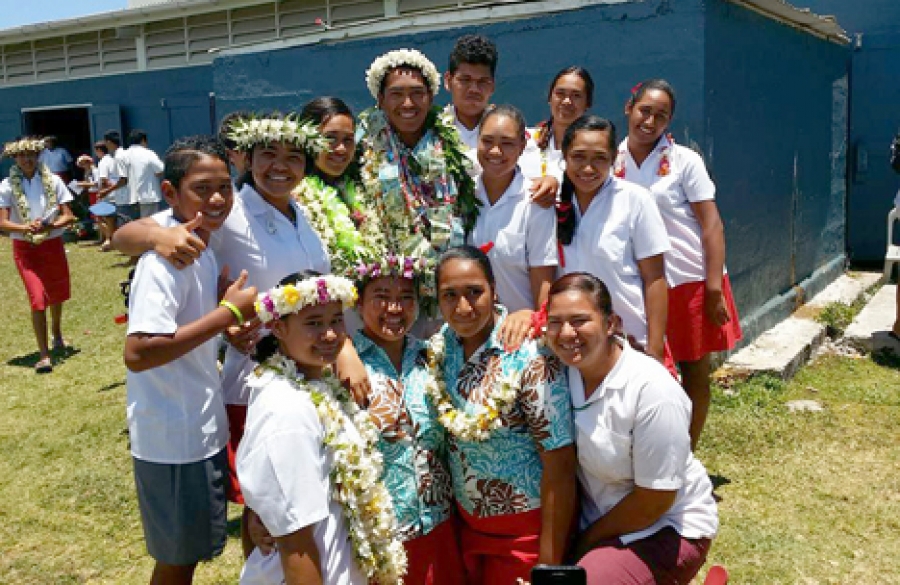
365, 48, 441, 99
226, 114, 330, 154
2, 137, 45, 158
255, 275, 358, 324
423, 331, 521, 441
256, 354, 408, 583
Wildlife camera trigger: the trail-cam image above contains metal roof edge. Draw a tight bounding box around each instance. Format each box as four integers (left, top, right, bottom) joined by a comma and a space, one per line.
725, 0, 851, 46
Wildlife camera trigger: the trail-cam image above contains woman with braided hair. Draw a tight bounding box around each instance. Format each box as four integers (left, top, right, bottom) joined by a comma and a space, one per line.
520, 67, 594, 184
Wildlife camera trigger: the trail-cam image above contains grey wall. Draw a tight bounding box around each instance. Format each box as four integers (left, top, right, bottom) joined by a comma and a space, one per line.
705, 0, 849, 338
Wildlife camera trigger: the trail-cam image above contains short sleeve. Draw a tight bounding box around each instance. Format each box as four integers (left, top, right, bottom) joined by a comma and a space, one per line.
526, 203, 559, 268
238, 394, 330, 537
632, 393, 690, 490
631, 190, 670, 261
0, 179, 12, 208
118, 153, 130, 178
151, 152, 164, 174
63, 150, 73, 165
126, 254, 186, 336
51, 174, 74, 205
679, 148, 716, 203
518, 352, 573, 452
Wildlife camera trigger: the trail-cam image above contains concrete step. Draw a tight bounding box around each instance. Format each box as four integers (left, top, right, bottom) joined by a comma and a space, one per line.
719, 271, 881, 380
843, 284, 900, 353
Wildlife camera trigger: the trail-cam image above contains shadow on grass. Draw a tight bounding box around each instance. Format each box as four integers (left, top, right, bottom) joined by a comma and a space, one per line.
7, 346, 82, 368
872, 349, 900, 370
227, 516, 243, 539
98, 380, 126, 393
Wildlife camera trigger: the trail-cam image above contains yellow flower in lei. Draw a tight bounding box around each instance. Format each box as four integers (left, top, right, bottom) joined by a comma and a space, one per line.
423, 331, 521, 442
281, 284, 300, 306
256, 353, 408, 583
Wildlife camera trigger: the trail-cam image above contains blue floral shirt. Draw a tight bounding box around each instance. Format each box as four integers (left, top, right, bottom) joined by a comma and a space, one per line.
353, 331, 453, 540
438, 308, 574, 517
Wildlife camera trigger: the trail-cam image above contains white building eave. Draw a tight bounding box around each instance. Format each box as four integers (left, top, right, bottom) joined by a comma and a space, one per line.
725, 0, 850, 46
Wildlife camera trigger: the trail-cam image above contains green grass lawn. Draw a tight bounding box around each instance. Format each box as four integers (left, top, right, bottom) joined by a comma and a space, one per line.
0, 237, 898, 584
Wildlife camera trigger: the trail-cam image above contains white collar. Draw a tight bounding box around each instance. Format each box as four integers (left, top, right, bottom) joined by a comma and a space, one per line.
476, 168, 525, 207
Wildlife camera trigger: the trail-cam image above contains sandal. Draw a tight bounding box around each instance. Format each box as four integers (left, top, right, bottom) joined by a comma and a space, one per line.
35, 357, 53, 374
52, 338, 69, 352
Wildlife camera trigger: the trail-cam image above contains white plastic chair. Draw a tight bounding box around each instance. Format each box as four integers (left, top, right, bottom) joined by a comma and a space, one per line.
885, 208, 900, 281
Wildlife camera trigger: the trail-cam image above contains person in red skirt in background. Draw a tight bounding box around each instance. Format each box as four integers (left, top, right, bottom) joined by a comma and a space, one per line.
615, 79, 742, 449
0, 137, 76, 373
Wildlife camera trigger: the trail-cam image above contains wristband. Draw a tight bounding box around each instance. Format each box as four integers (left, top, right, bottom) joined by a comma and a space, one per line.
220, 300, 245, 326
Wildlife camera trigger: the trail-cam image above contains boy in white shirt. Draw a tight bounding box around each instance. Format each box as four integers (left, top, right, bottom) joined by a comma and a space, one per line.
123, 129, 165, 218
124, 135, 257, 585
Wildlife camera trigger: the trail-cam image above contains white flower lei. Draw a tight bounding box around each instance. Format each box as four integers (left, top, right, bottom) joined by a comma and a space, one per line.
227, 115, 330, 153
365, 48, 441, 99
257, 354, 408, 583
9, 163, 57, 245
2, 138, 45, 158
423, 331, 521, 441
255, 275, 358, 324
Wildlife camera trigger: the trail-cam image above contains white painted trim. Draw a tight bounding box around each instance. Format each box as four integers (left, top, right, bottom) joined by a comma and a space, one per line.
725, 0, 850, 46
218, 0, 630, 57
21, 103, 93, 112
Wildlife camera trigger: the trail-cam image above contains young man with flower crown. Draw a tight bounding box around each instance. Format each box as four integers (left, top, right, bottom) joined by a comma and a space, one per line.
237, 273, 407, 585
0, 137, 76, 373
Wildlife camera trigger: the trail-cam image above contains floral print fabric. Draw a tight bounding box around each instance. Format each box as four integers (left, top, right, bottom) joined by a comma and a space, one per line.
438, 308, 574, 517
353, 331, 454, 540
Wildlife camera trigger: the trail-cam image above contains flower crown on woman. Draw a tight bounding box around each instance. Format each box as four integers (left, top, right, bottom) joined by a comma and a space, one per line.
226, 113, 330, 153
255, 274, 358, 324
365, 48, 442, 99
2, 137, 46, 158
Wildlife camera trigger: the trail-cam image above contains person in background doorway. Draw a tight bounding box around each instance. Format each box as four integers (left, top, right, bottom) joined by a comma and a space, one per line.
0, 136, 76, 373
123, 129, 165, 218
98, 130, 133, 225
91, 141, 118, 251
38, 135, 74, 184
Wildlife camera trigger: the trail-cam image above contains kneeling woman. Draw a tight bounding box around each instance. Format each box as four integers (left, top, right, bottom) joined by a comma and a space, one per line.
353, 257, 463, 584
236, 273, 406, 585
544, 273, 718, 585
430, 246, 576, 584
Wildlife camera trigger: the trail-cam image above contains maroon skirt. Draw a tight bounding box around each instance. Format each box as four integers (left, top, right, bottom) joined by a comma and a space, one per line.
13, 237, 71, 311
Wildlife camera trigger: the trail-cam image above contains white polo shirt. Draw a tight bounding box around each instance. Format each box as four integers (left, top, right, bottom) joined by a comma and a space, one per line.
97, 153, 123, 203
215, 184, 330, 406
617, 137, 718, 287
122, 144, 164, 204
468, 169, 558, 312
569, 341, 718, 544
38, 147, 73, 173
237, 371, 366, 585
520, 129, 564, 183
113, 147, 134, 205
560, 177, 670, 345
125, 210, 227, 464
0, 171, 73, 241
446, 105, 481, 152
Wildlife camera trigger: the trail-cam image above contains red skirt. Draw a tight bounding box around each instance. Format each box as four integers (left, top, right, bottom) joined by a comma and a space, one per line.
225, 403, 248, 504
667, 275, 742, 363
458, 505, 542, 585
404, 516, 466, 585
13, 237, 71, 311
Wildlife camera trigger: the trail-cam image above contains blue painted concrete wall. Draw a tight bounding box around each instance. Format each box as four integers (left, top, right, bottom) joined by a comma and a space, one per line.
0, 65, 213, 173
213, 0, 707, 147
704, 1, 848, 337
799, 1, 900, 263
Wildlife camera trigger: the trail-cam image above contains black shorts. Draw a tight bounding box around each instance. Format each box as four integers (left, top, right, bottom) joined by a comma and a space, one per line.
133, 448, 228, 566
